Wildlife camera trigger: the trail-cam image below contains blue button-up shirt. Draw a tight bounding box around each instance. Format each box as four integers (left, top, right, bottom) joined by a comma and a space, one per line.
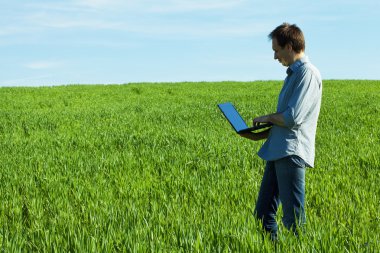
258, 56, 322, 167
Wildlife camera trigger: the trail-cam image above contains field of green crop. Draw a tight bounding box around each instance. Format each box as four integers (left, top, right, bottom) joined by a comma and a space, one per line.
0, 80, 379, 252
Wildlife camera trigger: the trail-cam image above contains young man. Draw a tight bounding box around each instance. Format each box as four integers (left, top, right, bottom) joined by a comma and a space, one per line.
240, 23, 322, 240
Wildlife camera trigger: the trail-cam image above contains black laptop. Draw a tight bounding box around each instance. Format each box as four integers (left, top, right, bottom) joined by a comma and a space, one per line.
218, 102, 272, 134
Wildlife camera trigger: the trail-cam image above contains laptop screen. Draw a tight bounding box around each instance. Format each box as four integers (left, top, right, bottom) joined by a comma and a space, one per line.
218, 102, 248, 132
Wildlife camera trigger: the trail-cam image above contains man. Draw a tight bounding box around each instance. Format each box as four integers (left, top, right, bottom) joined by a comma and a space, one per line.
240, 23, 322, 240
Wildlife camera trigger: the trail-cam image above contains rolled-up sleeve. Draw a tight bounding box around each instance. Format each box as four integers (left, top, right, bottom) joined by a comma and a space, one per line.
282, 67, 322, 129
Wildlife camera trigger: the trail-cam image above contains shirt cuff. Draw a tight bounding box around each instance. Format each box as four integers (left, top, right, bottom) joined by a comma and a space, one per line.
282, 107, 296, 128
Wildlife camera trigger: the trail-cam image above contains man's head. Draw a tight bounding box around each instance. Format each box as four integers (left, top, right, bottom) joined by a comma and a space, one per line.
269, 23, 305, 66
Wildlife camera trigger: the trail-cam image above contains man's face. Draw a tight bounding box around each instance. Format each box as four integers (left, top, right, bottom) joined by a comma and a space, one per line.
272, 38, 292, 67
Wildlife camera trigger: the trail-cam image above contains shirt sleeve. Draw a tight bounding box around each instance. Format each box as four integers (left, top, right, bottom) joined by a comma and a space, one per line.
282, 66, 322, 128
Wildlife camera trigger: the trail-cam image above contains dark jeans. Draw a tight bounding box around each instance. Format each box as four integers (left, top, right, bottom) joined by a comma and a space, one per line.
254, 155, 306, 238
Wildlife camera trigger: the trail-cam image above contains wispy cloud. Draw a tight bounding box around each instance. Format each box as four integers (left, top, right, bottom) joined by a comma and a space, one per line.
72, 0, 247, 12
7, 0, 378, 40
0, 26, 32, 37
0, 74, 56, 87
126, 21, 270, 38
24, 13, 123, 30
24, 61, 63, 70
74, 0, 126, 9
147, 0, 247, 13
17, 0, 264, 38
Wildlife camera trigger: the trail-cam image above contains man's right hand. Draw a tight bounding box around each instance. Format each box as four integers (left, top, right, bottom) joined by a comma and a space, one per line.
239, 129, 270, 141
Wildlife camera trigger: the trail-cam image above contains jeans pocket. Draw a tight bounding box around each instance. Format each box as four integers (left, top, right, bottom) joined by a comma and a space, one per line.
289, 155, 306, 168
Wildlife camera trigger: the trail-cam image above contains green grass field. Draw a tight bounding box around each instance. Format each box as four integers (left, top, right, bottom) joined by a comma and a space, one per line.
0, 80, 379, 252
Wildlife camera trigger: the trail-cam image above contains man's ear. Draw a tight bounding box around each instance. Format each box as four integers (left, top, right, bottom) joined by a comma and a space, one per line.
285, 43, 293, 51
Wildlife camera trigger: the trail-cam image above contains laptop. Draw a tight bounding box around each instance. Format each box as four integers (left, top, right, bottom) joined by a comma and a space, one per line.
218, 102, 272, 134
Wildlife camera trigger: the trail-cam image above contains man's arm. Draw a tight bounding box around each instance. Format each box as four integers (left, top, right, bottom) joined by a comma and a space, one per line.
253, 112, 286, 127
239, 112, 285, 141
239, 113, 283, 141
281, 68, 322, 128
252, 68, 321, 130
239, 128, 271, 141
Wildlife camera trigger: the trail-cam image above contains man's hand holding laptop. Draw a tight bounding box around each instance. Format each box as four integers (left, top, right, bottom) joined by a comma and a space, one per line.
239, 113, 285, 141
239, 128, 270, 141
253, 113, 286, 127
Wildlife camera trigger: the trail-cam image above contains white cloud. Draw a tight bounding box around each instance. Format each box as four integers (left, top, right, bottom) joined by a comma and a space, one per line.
10, 0, 348, 41
147, 0, 247, 13
0, 74, 56, 87
24, 61, 63, 70
0, 26, 28, 36
128, 21, 270, 38
72, 0, 247, 12
18, 1, 266, 38
74, 0, 126, 9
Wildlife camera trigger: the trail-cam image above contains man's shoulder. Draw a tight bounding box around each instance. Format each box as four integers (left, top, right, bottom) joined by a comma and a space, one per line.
297, 60, 322, 83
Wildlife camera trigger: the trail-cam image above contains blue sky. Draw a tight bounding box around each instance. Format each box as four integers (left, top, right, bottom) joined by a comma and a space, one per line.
1, 0, 379, 86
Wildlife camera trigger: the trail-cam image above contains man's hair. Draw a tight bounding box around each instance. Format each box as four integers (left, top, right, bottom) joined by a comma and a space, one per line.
269, 23, 305, 53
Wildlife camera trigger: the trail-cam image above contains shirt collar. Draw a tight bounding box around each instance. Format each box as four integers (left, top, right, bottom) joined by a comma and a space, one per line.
286, 55, 309, 75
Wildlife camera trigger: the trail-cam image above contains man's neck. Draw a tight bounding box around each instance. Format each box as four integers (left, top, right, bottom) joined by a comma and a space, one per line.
289, 52, 305, 65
